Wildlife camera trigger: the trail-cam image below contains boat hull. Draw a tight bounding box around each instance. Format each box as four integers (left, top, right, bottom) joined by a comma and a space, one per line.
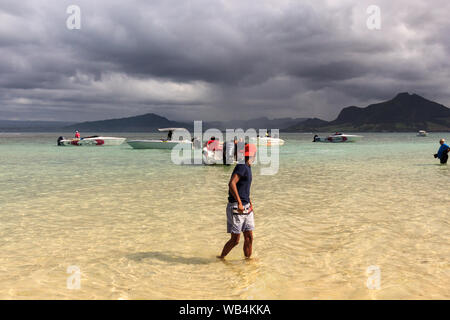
314, 135, 362, 143
59, 137, 126, 146
251, 137, 285, 146
202, 148, 237, 165
127, 140, 192, 149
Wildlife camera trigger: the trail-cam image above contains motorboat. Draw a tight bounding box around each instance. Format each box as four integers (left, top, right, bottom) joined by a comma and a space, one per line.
251, 136, 285, 146
313, 133, 363, 143
127, 128, 192, 149
128, 140, 192, 149
417, 130, 428, 137
57, 136, 126, 146
202, 147, 223, 165
202, 141, 236, 165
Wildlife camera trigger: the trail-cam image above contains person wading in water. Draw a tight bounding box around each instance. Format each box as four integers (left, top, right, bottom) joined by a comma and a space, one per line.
218, 143, 257, 259
434, 138, 450, 164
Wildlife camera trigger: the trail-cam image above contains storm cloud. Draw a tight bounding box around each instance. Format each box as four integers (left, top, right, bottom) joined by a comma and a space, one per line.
0, 0, 449, 121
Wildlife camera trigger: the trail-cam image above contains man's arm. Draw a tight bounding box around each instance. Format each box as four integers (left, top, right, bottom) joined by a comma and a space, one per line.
229, 173, 244, 212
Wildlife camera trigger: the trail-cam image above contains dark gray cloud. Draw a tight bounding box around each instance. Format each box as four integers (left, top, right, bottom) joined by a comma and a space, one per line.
0, 0, 449, 122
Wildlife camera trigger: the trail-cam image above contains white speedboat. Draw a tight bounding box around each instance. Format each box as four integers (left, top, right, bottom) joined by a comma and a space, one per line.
202, 141, 237, 165
417, 130, 428, 137
202, 147, 223, 165
127, 128, 192, 150
57, 136, 126, 146
127, 139, 192, 149
251, 136, 285, 146
313, 133, 362, 143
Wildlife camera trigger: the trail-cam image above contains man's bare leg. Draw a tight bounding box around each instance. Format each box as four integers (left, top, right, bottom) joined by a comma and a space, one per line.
243, 231, 253, 258
218, 233, 240, 259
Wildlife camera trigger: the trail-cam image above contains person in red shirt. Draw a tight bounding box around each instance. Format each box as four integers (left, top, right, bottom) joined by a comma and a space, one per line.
75, 131, 80, 139
206, 137, 221, 151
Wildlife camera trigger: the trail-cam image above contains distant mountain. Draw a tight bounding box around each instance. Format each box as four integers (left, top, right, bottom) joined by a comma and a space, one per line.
286, 93, 450, 132
66, 114, 308, 132
0, 115, 307, 133
4, 93, 449, 132
64, 113, 192, 132
0, 120, 74, 132
284, 118, 328, 131
205, 117, 308, 130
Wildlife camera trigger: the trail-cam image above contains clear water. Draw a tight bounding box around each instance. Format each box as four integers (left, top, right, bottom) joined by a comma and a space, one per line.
0, 132, 449, 299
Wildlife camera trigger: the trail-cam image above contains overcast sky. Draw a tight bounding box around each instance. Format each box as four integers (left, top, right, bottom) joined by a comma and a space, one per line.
0, 0, 449, 122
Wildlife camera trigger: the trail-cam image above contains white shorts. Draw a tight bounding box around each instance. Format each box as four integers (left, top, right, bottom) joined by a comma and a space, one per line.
226, 202, 255, 234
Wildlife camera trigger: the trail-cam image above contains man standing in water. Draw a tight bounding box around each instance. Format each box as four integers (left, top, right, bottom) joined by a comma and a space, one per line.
434, 138, 450, 164
218, 143, 257, 259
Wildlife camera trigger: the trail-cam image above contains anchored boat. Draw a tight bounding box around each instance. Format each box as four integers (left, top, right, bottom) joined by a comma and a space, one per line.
127, 128, 192, 149
202, 141, 242, 165
57, 136, 126, 146
417, 130, 428, 137
251, 136, 285, 146
313, 133, 362, 143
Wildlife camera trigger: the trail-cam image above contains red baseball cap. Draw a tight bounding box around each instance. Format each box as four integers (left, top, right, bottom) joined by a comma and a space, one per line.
244, 143, 257, 157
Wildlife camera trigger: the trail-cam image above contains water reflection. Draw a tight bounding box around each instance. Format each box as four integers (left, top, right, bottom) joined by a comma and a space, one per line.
128, 251, 213, 265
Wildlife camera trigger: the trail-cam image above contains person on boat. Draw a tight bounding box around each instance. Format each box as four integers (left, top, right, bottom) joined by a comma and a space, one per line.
233, 137, 238, 161
75, 131, 80, 139
206, 136, 221, 151
222, 140, 236, 165
167, 130, 173, 141
192, 137, 201, 149
234, 137, 245, 161
434, 138, 449, 164
218, 143, 257, 259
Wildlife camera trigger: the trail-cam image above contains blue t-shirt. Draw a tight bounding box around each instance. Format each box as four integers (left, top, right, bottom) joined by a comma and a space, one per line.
437, 144, 449, 158
228, 164, 252, 205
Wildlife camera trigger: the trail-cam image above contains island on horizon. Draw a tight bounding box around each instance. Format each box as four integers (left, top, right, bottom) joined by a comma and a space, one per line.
1, 92, 449, 132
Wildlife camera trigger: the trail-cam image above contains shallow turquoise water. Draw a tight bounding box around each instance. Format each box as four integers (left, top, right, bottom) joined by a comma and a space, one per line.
0, 132, 448, 299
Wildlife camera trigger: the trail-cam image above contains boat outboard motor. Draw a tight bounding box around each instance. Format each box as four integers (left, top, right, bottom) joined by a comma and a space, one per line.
313, 135, 319, 142
57, 136, 65, 146
223, 141, 235, 165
